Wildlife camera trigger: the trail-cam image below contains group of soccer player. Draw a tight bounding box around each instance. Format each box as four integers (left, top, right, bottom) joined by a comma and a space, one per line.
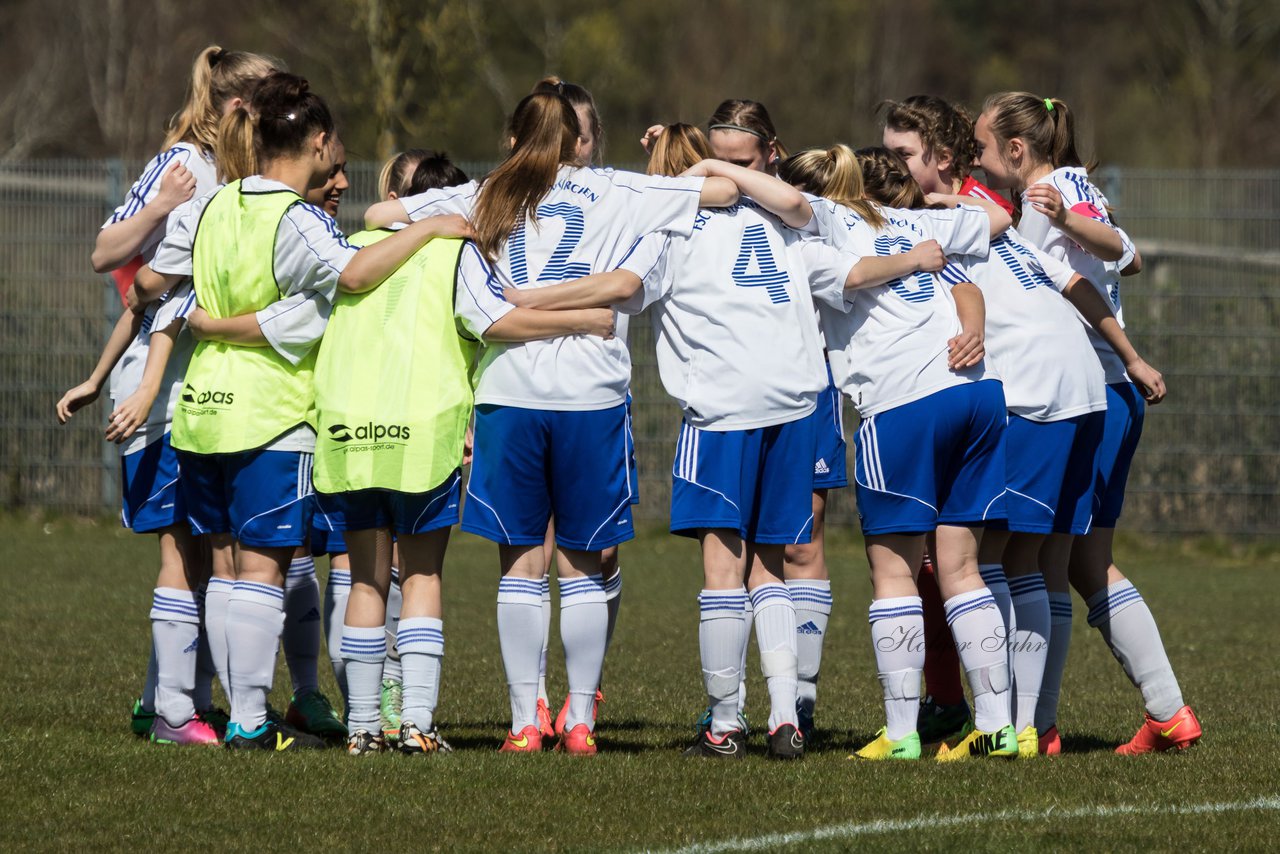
58, 43, 1202, 760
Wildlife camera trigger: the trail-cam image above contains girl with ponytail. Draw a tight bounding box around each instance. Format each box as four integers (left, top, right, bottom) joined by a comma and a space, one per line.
976, 93, 1199, 756
367, 89, 741, 755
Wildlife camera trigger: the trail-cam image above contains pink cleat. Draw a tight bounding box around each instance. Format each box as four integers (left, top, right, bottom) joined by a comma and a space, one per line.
150, 716, 221, 746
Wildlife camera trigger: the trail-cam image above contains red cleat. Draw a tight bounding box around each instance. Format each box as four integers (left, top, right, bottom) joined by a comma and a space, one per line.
1116, 705, 1202, 755
499, 724, 542, 753
554, 689, 604, 737
555, 723, 598, 755
536, 698, 555, 741
1039, 725, 1062, 756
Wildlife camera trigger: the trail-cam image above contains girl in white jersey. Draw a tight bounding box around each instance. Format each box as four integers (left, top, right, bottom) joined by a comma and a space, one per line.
368, 90, 740, 754
976, 92, 1199, 756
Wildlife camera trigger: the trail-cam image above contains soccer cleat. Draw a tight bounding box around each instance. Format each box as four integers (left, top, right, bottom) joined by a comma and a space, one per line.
554, 689, 604, 737
797, 700, 815, 741
225, 720, 325, 752
398, 721, 452, 755
767, 723, 805, 760
683, 729, 745, 759
149, 716, 221, 746
380, 679, 403, 743
916, 696, 973, 744
130, 698, 156, 738
935, 724, 1018, 761
1016, 725, 1039, 758
285, 689, 347, 743
499, 724, 543, 753
1115, 705, 1202, 755
196, 707, 230, 740
555, 723, 598, 756
1039, 725, 1062, 756
695, 707, 751, 738
536, 698, 555, 741
852, 728, 921, 761
346, 729, 386, 756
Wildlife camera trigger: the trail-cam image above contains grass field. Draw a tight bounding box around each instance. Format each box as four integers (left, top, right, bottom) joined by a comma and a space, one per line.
2, 516, 1277, 852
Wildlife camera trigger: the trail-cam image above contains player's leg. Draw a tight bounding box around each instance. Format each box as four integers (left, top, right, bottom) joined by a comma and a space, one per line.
917, 536, 974, 744
281, 541, 344, 742
538, 519, 555, 738
784, 489, 831, 740
380, 541, 404, 743
316, 527, 351, 709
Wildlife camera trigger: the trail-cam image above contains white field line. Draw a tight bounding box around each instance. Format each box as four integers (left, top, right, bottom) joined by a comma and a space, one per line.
648, 795, 1280, 854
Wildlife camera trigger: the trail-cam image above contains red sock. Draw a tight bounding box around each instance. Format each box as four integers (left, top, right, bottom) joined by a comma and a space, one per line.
919, 556, 965, 705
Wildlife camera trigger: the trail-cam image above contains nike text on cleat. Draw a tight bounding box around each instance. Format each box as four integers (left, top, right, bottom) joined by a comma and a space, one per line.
683, 729, 745, 759
767, 723, 805, 760
852, 728, 921, 761
398, 721, 452, 755
1116, 705, 1202, 755
285, 689, 347, 743
130, 698, 156, 739
149, 716, 221, 746
555, 723, 598, 756
346, 729, 386, 756
935, 724, 1018, 761
916, 696, 973, 744
1039, 724, 1062, 756
1016, 725, 1039, 758
225, 720, 325, 752
380, 679, 403, 743
499, 725, 543, 753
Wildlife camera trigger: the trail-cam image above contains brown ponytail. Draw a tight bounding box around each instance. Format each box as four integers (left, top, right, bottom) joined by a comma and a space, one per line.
214, 106, 257, 181
532, 76, 604, 165
778, 145, 885, 229
471, 92, 580, 261
854, 147, 929, 210
646, 123, 712, 177
163, 45, 280, 153
981, 91, 1090, 171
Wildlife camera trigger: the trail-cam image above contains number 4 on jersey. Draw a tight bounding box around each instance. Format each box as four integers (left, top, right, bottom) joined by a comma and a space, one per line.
731, 224, 790, 304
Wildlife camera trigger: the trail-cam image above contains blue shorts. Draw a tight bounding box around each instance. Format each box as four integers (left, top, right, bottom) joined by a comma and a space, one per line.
309, 523, 347, 556
812, 365, 849, 490
853, 380, 1007, 535
625, 393, 640, 506
670, 415, 816, 545
1002, 412, 1105, 535
314, 470, 462, 535
178, 448, 314, 548
463, 404, 634, 552
1094, 382, 1145, 527
120, 433, 185, 533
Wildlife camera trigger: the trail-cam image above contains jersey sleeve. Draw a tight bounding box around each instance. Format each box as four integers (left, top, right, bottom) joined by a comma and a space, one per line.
1050, 172, 1110, 223
937, 261, 975, 288
150, 283, 197, 329
454, 242, 515, 339
615, 233, 671, 315
916, 205, 991, 258
797, 237, 860, 310
256, 292, 332, 365
1032, 247, 1078, 293
147, 190, 215, 277
608, 171, 706, 238
273, 202, 359, 302
402, 181, 480, 221
103, 145, 196, 228
1115, 224, 1137, 270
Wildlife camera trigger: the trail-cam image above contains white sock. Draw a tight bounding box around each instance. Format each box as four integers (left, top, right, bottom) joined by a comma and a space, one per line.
383, 568, 403, 683
324, 568, 351, 705
1087, 581, 1185, 721
1036, 592, 1074, 732
868, 596, 924, 740
226, 580, 286, 731
193, 583, 215, 711
1008, 573, 1050, 732
398, 617, 444, 729
787, 579, 832, 719
283, 557, 321, 695
340, 625, 386, 735
738, 597, 753, 714
604, 569, 622, 653
203, 577, 235, 704
945, 587, 1012, 732
699, 588, 749, 737
750, 583, 798, 733
149, 587, 201, 727
497, 577, 544, 732
559, 574, 608, 732
537, 576, 551, 704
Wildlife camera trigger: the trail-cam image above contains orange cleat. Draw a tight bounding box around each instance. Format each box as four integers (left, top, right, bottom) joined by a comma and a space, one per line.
1116, 705, 1202, 755
536, 698, 555, 741
555, 723, 598, 755
499, 724, 543, 753
554, 689, 604, 737
1039, 725, 1062, 756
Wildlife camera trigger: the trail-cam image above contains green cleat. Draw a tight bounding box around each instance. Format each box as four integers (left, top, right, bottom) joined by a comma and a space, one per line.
936, 724, 1018, 761
285, 689, 347, 743
130, 698, 155, 739
380, 679, 403, 743
852, 728, 922, 761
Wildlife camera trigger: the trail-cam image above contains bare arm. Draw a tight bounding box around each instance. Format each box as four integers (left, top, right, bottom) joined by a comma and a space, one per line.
926, 192, 1012, 239
92, 163, 196, 273
340, 215, 474, 294
55, 310, 143, 423
105, 318, 178, 443
365, 198, 410, 230
1062, 275, 1165, 403
1025, 184, 1124, 261
484, 307, 616, 342
696, 176, 740, 209
131, 266, 185, 308
947, 282, 986, 370
686, 160, 810, 227
186, 307, 269, 346
503, 270, 643, 311
845, 240, 946, 290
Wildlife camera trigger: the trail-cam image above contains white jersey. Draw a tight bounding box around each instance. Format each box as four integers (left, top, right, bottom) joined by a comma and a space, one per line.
112, 287, 198, 455
437, 165, 705, 410
615, 200, 848, 431
102, 143, 220, 263
151, 176, 358, 452
954, 227, 1106, 421
1016, 166, 1135, 383
814, 201, 997, 417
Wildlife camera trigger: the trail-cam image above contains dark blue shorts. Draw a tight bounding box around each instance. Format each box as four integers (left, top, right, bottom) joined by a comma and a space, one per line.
120, 432, 185, 533
178, 448, 314, 548
314, 470, 462, 535
812, 365, 849, 490
1093, 382, 1145, 528
1002, 412, 1105, 535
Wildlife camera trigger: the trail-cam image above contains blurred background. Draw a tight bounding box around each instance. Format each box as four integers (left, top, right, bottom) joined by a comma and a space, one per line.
2, 0, 1277, 534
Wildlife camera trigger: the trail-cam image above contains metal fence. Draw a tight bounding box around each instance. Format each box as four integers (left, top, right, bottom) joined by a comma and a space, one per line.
2, 161, 1276, 535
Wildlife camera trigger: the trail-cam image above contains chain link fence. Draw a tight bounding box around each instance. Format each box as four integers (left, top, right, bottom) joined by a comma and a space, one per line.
2, 161, 1276, 535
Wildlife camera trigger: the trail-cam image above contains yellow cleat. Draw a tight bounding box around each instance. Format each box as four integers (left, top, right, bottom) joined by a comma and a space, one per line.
851, 728, 921, 761
1016, 725, 1039, 758
936, 724, 1018, 761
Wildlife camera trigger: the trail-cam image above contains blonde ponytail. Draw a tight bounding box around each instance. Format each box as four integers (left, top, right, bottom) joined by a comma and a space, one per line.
778, 145, 884, 229
163, 45, 280, 153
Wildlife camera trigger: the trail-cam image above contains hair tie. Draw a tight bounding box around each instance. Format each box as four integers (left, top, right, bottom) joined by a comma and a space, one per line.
1044, 98, 1055, 113
708, 122, 768, 142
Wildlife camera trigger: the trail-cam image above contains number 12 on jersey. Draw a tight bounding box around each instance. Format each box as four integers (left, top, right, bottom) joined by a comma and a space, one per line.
509, 202, 592, 285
